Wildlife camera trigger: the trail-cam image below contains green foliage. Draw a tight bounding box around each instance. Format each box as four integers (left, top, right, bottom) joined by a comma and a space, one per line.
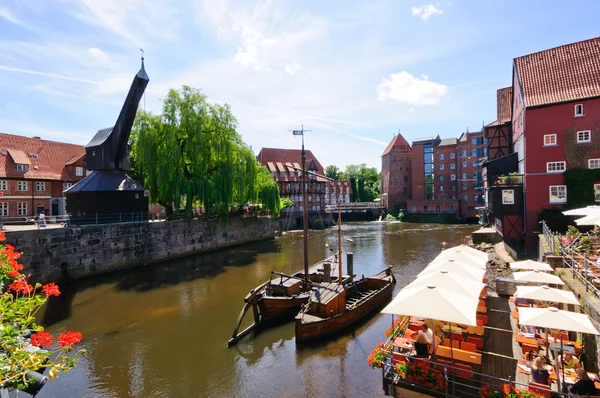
567, 225, 581, 236
340, 164, 380, 202
538, 207, 572, 233
280, 197, 294, 209
563, 168, 600, 209
324, 165, 341, 180
132, 86, 280, 218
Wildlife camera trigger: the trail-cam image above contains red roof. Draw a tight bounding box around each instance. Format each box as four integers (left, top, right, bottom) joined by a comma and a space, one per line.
0, 133, 85, 180
497, 87, 512, 122
382, 133, 411, 156
515, 37, 600, 107
257, 147, 325, 174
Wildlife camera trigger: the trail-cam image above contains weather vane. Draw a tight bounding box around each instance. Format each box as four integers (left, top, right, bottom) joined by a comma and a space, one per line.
140, 48, 144, 61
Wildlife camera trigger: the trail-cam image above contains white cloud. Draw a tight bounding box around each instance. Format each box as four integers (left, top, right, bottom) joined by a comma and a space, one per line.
0, 65, 93, 83
0, 6, 23, 26
411, 4, 443, 20
377, 71, 448, 106
284, 62, 300, 75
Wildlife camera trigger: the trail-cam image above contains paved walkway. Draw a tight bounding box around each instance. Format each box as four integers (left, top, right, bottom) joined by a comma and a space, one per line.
3, 223, 67, 232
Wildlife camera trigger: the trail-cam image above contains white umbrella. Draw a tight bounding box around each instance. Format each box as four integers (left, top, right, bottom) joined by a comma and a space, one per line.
433, 251, 488, 268
515, 285, 580, 305
509, 260, 553, 272
382, 285, 478, 326
407, 270, 485, 300
418, 260, 486, 281
512, 270, 565, 285
574, 213, 600, 226
563, 206, 600, 216
519, 307, 600, 335
442, 245, 489, 261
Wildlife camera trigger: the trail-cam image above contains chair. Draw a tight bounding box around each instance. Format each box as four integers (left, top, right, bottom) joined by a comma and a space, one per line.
477, 315, 488, 325
467, 336, 483, 350
476, 319, 484, 327
409, 323, 421, 332
444, 338, 459, 349
404, 329, 416, 340
527, 382, 551, 398
450, 332, 463, 343
552, 332, 568, 341
392, 352, 409, 366
461, 341, 477, 353
522, 344, 539, 361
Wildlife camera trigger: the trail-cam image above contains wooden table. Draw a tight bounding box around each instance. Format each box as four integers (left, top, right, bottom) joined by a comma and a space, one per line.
514, 333, 582, 353
518, 359, 600, 389
392, 337, 414, 351
435, 345, 482, 366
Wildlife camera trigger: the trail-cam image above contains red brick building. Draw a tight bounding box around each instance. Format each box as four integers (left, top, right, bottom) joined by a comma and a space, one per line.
456, 130, 486, 218
380, 133, 412, 210
483, 36, 600, 250
0, 133, 88, 218
257, 147, 351, 214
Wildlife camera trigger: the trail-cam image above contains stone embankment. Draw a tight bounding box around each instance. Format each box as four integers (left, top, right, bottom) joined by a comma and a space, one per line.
6, 216, 278, 282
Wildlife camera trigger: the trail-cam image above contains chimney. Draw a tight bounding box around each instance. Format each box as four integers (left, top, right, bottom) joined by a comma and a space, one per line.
33, 136, 41, 139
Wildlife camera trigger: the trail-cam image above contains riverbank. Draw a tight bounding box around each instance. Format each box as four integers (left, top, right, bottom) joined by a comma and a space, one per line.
7, 216, 277, 282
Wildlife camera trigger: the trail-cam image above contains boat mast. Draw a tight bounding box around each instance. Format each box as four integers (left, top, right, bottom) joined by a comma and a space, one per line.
338, 203, 343, 285
293, 125, 311, 291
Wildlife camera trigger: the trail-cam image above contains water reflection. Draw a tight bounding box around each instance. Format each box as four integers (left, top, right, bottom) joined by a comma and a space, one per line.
38, 222, 476, 398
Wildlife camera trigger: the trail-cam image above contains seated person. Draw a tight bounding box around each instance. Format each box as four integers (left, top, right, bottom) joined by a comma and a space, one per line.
568, 368, 598, 396
530, 356, 551, 386
557, 353, 581, 371
413, 332, 430, 358
427, 319, 445, 341
418, 323, 434, 345
514, 295, 534, 307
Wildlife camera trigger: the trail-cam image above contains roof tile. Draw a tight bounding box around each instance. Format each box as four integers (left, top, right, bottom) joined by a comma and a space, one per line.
382, 133, 411, 156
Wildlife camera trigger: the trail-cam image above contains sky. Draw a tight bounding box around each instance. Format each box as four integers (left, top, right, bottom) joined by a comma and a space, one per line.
1, 1, 600, 171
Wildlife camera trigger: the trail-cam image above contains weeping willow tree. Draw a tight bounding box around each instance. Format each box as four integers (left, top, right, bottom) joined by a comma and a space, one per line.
132, 86, 280, 219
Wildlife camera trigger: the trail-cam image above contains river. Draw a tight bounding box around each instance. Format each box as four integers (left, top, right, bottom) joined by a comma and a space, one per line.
38, 222, 477, 398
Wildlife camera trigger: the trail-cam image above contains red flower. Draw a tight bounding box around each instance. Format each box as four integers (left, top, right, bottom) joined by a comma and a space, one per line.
42, 283, 61, 297
7, 279, 33, 294
0, 231, 6, 241
30, 331, 53, 347
7, 270, 20, 278
58, 331, 82, 347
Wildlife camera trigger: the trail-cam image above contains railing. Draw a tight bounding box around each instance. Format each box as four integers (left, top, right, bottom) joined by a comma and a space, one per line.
406, 210, 457, 214
491, 174, 524, 186
541, 221, 600, 298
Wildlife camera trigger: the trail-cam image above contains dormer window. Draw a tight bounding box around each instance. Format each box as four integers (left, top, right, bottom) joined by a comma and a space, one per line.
575, 104, 584, 117
76, 166, 84, 176
15, 164, 29, 172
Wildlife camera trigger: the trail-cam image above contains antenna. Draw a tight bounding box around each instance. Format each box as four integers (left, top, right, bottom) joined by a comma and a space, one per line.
140, 48, 146, 111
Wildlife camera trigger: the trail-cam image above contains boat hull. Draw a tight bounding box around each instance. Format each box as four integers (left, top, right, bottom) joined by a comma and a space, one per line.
295, 275, 394, 343
258, 294, 310, 321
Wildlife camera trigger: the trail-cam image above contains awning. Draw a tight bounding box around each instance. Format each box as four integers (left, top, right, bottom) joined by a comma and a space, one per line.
515, 285, 579, 306
519, 307, 600, 335
509, 260, 553, 272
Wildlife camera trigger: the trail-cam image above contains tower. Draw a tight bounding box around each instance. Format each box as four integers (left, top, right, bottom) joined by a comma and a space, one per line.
381, 132, 412, 211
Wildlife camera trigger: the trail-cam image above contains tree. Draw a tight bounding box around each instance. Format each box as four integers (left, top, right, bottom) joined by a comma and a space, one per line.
132, 86, 280, 219
340, 164, 380, 202
325, 165, 341, 180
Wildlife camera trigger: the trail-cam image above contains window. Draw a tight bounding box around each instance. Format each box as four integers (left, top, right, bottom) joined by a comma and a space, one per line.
483, 148, 488, 157
589, 159, 600, 169
463, 195, 468, 201
440, 195, 445, 200
439, 164, 445, 170
462, 173, 467, 180
452, 195, 457, 200
439, 175, 444, 181
472, 138, 478, 145
439, 154, 444, 160
472, 160, 479, 167
549, 185, 567, 203
271, 171, 276, 178
463, 184, 467, 190
595, 184, 600, 202
15, 164, 28, 172
63, 183, 73, 190
439, 185, 444, 192
462, 161, 467, 168
502, 190, 514, 204
450, 153, 455, 159
0, 203, 7, 216
404, 175, 408, 182
280, 171, 285, 178
472, 149, 478, 156
36, 182, 45, 191
575, 104, 584, 117
544, 134, 557, 146
394, 176, 399, 182
423, 205, 428, 213
472, 172, 478, 179
546, 161, 566, 173
450, 163, 456, 170
0, 180, 6, 191
450, 184, 456, 191
448, 204, 454, 212
17, 202, 27, 216
435, 205, 441, 213
577, 130, 591, 143
450, 174, 456, 181
461, 150, 467, 157
17, 181, 27, 191
473, 195, 478, 202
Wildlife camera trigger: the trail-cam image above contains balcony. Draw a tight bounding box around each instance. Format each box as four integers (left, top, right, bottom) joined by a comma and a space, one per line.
491, 174, 523, 186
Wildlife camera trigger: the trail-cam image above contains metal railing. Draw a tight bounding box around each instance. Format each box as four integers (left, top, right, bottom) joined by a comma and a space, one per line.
541, 221, 600, 298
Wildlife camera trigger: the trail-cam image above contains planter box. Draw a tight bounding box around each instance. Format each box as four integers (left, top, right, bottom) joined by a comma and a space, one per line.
545, 255, 563, 270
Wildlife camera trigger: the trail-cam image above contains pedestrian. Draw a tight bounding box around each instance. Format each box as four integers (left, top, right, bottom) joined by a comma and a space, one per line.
63, 212, 70, 228
38, 212, 46, 229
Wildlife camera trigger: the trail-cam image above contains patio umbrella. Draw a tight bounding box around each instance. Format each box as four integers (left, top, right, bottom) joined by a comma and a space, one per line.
515, 285, 580, 306
563, 206, 600, 216
442, 245, 489, 261
574, 213, 600, 226
406, 270, 485, 300
433, 251, 488, 268
418, 260, 486, 281
519, 307, 599, 335
509, 260, 553, 272
512, 270, 565, 285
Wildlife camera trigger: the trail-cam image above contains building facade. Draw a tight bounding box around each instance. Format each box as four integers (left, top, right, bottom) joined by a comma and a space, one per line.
380, 133, 412, 211
456, 130, 486, 219
0, 133, 88, 218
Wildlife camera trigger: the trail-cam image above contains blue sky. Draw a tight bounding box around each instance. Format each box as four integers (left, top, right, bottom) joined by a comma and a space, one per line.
1, 1, 599, 170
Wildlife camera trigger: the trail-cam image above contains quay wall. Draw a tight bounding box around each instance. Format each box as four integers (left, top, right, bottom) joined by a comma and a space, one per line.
7, 217, 278, 282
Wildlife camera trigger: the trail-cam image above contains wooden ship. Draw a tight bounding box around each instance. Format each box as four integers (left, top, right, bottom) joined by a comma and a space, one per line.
294, 205, 395, 343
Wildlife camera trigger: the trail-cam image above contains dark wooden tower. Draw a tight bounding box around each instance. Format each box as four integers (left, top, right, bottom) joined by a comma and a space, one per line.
65, 59, 150, 223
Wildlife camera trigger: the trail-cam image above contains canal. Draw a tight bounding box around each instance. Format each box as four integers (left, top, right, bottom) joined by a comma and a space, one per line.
39, 222, 477, 398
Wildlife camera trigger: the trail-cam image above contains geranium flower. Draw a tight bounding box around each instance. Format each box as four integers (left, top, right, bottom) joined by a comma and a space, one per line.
30, 331, 53, 347
42, 283, 61, 297
7, 270, 20, 278
8, 279, 33, 294
58, 331, 82, 347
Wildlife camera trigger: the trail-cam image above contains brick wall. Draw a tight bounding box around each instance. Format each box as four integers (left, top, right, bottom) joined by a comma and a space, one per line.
8, 216, 278, 282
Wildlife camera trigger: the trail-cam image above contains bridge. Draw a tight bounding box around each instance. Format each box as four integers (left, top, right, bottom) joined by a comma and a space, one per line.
324, 202, 385, 220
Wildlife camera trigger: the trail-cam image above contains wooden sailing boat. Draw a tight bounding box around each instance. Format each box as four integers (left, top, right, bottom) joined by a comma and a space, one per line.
294, 204, 395, 343
228, 127, 348, 346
